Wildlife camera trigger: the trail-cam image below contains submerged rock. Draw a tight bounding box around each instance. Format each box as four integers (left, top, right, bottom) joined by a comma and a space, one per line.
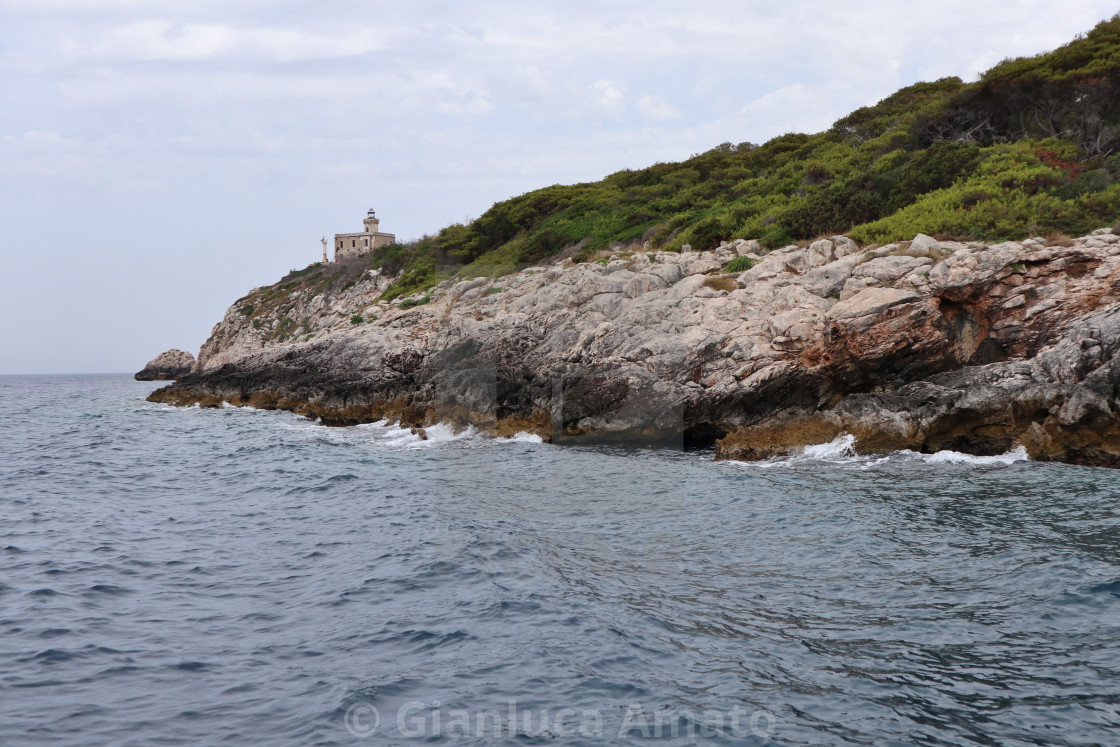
150, 229, 1120, 467
135, 349, 195, 381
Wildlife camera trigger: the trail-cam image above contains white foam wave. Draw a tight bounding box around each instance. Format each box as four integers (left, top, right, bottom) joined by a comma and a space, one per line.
800, 434, 857, 460
731, 434, 1029, 470
370, 422, 423, 447
354, 419, 392, 429
338, 420, 480, 448
418, 423, 479, 444
153, 400, 538, 450
911, 445, 1029, 466
495, 431, 545, 444
737, 434, 862, 469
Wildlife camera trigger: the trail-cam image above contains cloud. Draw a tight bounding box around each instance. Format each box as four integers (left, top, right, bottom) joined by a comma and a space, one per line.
587, 79, 625, 118
738, 83, 840, 135
0, 0, 158, 10
637, 95, 681, 122
78, 19, 387, 62
0, 130, 87, 175
411, 70, 494, 115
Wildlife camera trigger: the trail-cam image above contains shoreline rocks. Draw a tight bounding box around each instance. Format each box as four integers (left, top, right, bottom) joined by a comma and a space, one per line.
150, 228, 1120, 468
135, 349, 196, 381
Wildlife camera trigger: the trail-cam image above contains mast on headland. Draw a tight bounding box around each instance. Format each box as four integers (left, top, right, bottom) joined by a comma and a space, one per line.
321, 237, 328, 265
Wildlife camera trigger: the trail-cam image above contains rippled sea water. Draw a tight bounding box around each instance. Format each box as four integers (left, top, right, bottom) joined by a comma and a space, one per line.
3, 375, 1120, 745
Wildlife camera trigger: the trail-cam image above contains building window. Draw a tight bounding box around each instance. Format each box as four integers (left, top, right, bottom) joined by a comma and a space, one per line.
352, 239, 356, 247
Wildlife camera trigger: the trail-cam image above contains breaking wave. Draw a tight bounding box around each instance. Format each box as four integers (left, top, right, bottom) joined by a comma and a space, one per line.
734, 434, 1030, 469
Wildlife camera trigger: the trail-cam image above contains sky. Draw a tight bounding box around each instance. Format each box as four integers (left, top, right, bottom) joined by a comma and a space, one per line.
1, 0, 1117, 374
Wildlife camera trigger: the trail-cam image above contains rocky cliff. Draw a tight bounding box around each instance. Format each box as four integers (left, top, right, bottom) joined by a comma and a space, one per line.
150, 228, 1120, 467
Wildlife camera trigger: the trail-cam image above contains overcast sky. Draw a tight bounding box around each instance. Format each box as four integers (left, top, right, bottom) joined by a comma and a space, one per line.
1, 0, 1117, 374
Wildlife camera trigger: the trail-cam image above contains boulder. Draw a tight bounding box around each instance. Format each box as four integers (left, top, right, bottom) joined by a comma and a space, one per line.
135, 349, 195, 381
801, 254, 861, 299
647, 263, 683, 285
851, 255, 933, 285
735, 239, 762, 256
805, 239, 835, 267
679, 254, 723, 276
786, 240, 835, 273
451, 277, 490, 298
909, 233, 942, 254
831, 235, 859, 257
828, 288, 920, 321
768, 308, 825, 343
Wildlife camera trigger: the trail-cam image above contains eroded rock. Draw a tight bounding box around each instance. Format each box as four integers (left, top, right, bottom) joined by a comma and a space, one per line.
135, 349, 195, 381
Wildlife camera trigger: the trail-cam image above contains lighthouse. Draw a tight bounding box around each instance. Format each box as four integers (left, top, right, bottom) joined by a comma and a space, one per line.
334, 209, 397, 261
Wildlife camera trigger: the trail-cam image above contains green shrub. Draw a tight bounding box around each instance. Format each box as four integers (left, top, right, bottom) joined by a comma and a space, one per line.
723, 256, 756, 273
380, 260, 438, 301
350, 314, 364, 325
270, 316, 297, 342
483, 286, 505, 295
398, 295, 431, 310
239, 303, 254, 317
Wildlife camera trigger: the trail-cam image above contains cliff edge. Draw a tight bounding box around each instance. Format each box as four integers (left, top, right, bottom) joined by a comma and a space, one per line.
151, 229, 1120, 467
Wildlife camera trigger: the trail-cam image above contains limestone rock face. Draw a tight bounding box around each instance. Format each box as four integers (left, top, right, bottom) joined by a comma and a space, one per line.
151, 230, 1120, 467
135, 349, 195, 381
829, 288, 920, 321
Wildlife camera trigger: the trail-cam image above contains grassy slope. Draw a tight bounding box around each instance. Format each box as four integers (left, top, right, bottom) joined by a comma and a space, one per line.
274, 16, 1120, 304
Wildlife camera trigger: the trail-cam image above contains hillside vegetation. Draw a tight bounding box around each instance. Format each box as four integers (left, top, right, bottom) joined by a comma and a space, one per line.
281, 16, 1120, 302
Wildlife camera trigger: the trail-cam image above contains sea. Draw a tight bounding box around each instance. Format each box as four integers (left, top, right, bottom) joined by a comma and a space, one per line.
2, 374, 1120, 745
